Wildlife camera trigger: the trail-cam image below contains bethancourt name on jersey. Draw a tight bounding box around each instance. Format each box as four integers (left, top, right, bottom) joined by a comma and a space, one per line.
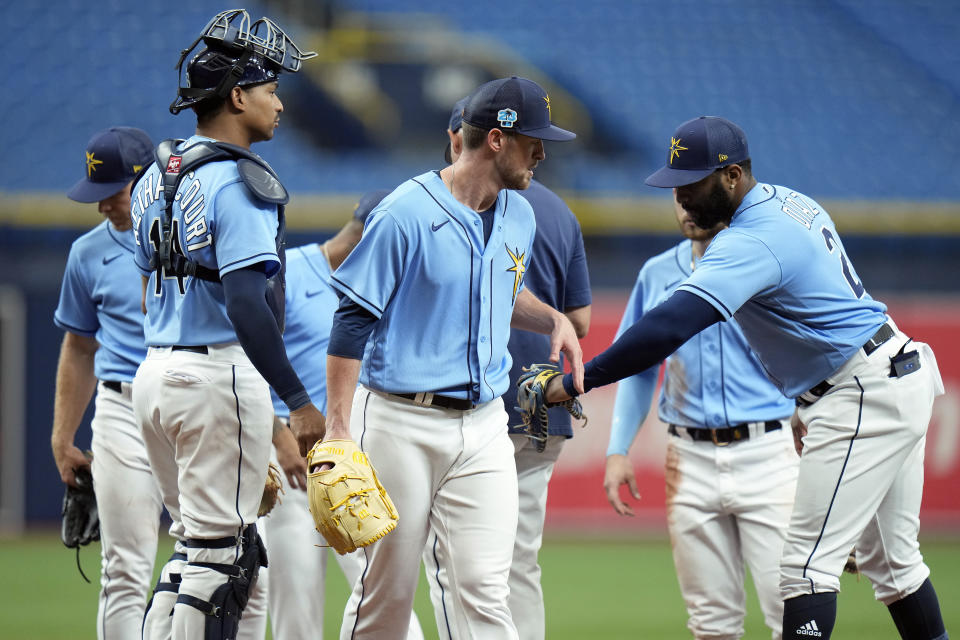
131, 170, 213, 252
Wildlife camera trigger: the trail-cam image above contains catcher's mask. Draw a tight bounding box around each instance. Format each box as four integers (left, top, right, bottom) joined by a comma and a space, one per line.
170, 8, 316, 115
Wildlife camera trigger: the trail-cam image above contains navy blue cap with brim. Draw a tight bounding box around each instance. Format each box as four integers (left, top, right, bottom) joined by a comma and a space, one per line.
461, 76, 575, 142
353, 189, 392, 225
645, 116, 749, 188
443, 96, 471, 164
67, 127, 154, 203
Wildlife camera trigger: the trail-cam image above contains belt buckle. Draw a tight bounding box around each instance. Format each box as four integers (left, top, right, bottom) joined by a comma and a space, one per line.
710, 429, 730, 447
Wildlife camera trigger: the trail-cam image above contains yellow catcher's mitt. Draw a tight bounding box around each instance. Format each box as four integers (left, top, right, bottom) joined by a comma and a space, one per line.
258, 462, 284, 517
306, 439, 398, 555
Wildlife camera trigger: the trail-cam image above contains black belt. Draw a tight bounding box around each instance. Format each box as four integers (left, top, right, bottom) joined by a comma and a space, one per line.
668, 420, 782, 445
797, 323, 896, 407
393, 392, 476, 411
101, 380, 123, 394
170, 345, 209, 354
861, 322, 895, 357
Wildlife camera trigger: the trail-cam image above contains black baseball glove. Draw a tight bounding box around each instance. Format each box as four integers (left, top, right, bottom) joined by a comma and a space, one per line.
61, 465, 99, 582
516, 363, 588, 452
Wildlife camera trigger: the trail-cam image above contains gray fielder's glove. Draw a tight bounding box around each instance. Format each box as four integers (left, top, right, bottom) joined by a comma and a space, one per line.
516, 363, 588, 452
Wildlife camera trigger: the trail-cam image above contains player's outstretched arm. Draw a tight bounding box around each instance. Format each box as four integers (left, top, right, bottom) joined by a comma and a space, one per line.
512, 288, 584, 393
51, 332, 98, 486
547, 291, 724, 405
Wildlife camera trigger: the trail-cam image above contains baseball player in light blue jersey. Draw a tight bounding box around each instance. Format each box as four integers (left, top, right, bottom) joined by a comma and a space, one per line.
319, 77, 584, 639
129, 10, 323, 640
537, 116, 947, 640
261, 190, 424, 640
422, 96, 592, 640
604, 191, 797, 639
52, 126, 165, 639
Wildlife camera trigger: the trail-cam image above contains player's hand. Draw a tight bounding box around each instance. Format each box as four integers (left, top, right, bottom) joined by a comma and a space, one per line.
289, 403, 326, 457
548, 313, 584, 394
274, 425, 307, 491
310, 419, 355, 472
604, 454, 641, 516
51, 439, 92, 487
791, 409, 807, 456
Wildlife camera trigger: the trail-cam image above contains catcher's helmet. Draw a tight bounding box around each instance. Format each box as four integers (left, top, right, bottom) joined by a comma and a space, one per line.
170, 9, 316, 115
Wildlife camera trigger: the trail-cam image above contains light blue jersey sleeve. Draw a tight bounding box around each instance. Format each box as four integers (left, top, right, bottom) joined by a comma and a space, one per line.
677, 230, 780, 320
607, 272, 659, 456
212, 181, 281, 278
54, 223, 147, 380
331, 207, 404, 318
55, 242, 98, 336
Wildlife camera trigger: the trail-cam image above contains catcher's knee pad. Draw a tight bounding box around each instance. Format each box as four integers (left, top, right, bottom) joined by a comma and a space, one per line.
143, 546, 187, 638
176, 524, 268, 640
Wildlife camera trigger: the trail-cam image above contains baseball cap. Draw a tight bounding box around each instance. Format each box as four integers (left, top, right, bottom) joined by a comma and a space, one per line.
645, 116, 750, 188
67, 127, 154, 203
353, 189, 392, 225
443, 96, 470, 164
461, 77, 576, 142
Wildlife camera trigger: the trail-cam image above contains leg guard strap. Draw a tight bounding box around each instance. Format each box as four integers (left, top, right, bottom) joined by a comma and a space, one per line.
174, 525, 267, 640
185, 536, 238, 549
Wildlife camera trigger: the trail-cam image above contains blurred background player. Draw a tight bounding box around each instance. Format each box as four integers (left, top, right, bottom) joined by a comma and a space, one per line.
317, 76, 583, 639
535, 115, 947, 640
422, 96, 592, 640
130, 10, 324, 639
603, 189, 797, 639
51, 126, 164, 639
262, 189, 424, 640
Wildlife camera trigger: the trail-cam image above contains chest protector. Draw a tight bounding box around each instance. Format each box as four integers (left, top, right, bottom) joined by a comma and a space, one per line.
147, 139, 288, 331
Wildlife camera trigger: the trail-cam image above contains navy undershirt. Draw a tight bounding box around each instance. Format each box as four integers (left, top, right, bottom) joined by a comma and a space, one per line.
327, 295, 377, 360
222, 266, 309, 410
562, 291, 723, 396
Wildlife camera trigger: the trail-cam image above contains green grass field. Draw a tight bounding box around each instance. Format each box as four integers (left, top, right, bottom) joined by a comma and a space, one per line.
3, 531, 957, 639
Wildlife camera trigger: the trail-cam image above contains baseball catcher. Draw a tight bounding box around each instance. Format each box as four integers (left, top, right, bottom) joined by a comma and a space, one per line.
516, 363, 588, 452
61, 463, 99, 582
306, 440, 398, 554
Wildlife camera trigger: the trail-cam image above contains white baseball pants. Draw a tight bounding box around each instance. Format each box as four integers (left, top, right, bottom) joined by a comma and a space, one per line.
342, 387, 519, 640
667, 423, 798, 640
134, 343, 273, 640
781, 321, 944, 604
90, 381, 164, 639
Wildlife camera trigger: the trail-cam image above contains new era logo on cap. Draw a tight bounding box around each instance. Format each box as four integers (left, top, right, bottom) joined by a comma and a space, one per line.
461, 76, 576, 142
646, 116, 749, 188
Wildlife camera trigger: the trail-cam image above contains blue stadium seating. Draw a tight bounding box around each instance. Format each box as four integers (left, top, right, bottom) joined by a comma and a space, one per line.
2, 0, 958, 198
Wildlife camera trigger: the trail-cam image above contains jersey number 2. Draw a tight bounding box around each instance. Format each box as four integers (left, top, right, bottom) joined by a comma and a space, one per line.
821, 227, 864, 298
